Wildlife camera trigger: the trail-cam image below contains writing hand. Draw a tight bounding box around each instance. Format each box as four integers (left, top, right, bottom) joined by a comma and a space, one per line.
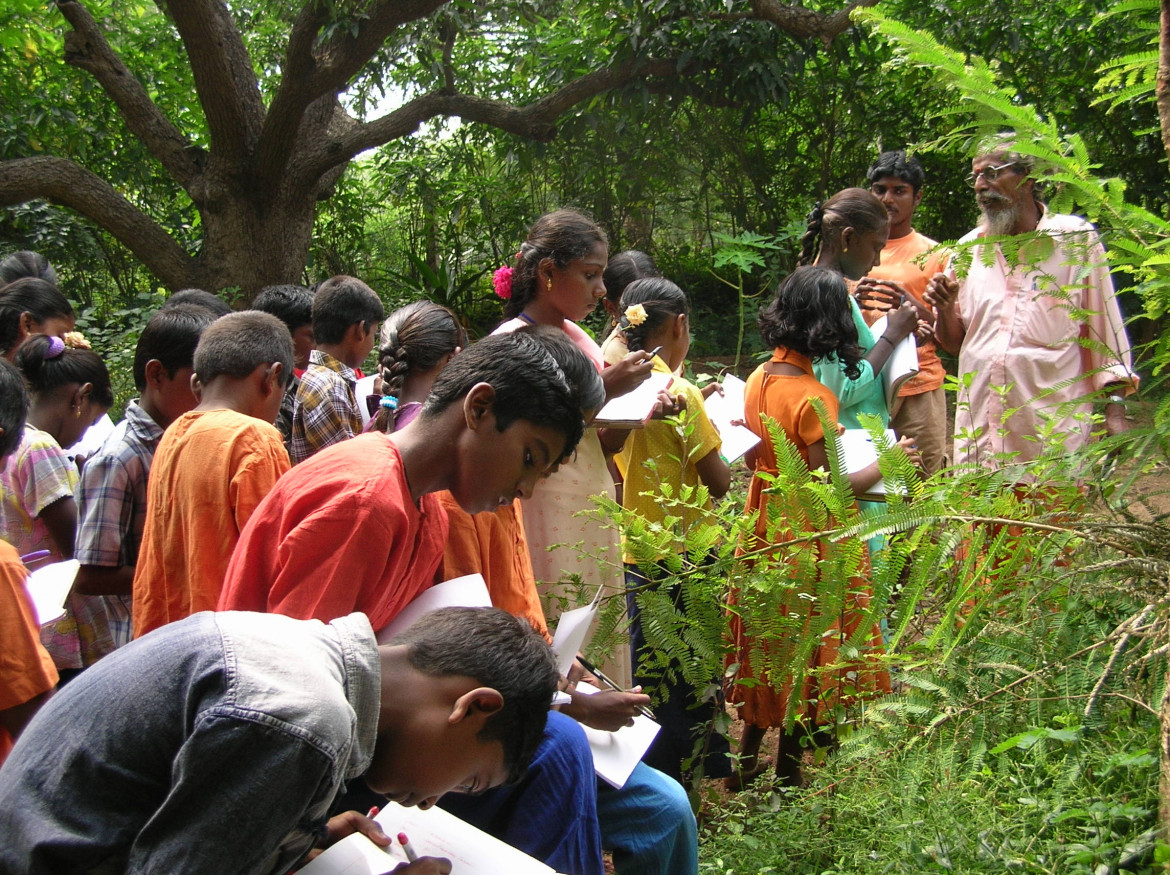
896, 434, 922, 470
884, 299, 919, 342
603, 350, 655, 400
567, 683, 652, 731
649, 390, 686, 420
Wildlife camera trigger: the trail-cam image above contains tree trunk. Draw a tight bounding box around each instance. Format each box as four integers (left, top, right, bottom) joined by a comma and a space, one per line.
1159, 0, 1170, 167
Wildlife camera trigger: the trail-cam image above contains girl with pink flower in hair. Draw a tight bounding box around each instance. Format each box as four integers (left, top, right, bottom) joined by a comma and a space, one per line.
491, 209, 667, 687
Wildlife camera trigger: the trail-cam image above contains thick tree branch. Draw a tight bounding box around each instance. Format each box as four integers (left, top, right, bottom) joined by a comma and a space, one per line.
1159, 0, 1170, 166
297, 57, 682, 183
55, 1, 202, 188
750, 0, 878, 44
0, 157, 197, 291
162, 0, 265, 166
255, 0, 448, 197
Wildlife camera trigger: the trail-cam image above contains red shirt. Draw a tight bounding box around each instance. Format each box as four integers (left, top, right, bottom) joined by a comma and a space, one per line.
220, 433, 447, 631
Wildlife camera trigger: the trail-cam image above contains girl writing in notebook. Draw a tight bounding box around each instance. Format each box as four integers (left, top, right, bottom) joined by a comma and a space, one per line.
726, 266, 918, 790
613, 277, 732, 784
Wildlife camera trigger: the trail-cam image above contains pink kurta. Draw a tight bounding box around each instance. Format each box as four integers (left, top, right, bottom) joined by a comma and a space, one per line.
952, 210, 1137, 470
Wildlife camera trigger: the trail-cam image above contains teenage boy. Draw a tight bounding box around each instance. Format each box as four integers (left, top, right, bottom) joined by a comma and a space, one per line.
0, 359, 58, 765
253, 283, 314, 454
860, 149, 954, 474
131, 311, 292, 638
220, 331, 584, 624
0, 606, 560, 875
290, 275, 383, 464
72, 304, 215, 649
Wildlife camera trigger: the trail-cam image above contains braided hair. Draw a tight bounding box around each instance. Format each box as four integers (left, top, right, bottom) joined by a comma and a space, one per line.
374, 301, 467, 434
503, 209, 608, 320
796, 187, 888, 268
616, 277, 688, 353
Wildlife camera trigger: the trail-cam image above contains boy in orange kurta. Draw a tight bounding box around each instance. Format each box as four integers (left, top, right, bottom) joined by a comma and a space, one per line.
132, 312, 292, 638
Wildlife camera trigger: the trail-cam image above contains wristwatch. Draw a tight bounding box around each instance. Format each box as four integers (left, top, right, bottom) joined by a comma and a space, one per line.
1107, 394, 1127, 405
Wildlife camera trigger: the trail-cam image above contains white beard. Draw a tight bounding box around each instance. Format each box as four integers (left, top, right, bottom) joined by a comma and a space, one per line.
981, 197, 1019, 236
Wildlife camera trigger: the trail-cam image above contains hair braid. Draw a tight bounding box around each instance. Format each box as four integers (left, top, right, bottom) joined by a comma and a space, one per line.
797, 202, 824, 267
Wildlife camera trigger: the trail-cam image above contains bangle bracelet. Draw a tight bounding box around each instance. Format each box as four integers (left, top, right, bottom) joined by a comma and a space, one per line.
1107, 394, 1127, 405
876, 335, 894, 347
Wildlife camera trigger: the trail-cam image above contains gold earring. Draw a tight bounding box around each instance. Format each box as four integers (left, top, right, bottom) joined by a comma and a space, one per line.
74, 406, 81, 419
547, 277, 552, 292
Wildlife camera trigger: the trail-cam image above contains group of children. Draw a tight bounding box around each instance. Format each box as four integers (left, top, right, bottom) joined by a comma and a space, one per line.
0, 171, 939, 872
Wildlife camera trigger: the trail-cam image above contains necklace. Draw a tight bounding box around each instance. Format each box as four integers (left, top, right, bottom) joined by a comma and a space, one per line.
517, 312, 537, 325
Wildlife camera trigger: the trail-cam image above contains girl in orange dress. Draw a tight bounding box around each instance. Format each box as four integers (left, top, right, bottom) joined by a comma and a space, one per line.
726, 266, 918, 789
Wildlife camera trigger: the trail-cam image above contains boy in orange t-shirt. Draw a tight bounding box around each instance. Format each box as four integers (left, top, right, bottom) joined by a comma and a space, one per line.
0, 359, 57, 764
132, 312, 292, 638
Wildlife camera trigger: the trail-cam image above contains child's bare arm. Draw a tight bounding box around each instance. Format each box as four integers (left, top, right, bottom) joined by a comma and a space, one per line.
38, 496, 76, 560
694, 447, 731, 500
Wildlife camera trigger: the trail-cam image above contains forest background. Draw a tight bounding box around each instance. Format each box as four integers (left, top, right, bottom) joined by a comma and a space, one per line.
3, 0, 1170, 872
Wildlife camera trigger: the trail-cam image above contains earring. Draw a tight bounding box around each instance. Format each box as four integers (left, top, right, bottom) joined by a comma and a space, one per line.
74, 406, 81, 419
546, 277, 552, 292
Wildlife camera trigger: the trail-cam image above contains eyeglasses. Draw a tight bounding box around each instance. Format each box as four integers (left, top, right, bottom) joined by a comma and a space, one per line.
965, 163, 1019, 187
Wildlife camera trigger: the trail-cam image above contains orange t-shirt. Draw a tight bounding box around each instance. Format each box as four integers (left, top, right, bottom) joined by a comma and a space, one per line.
132, 409, 290, 638
864, 229, 949, 396
438, 495, 550, 641
0, 539, 58, 764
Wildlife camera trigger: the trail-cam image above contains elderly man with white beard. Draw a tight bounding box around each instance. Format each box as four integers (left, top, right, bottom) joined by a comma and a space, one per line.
926, 135, 1137, 474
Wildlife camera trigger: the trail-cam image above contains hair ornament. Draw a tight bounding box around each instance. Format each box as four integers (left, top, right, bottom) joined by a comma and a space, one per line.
379, 394, 399, 411
44, 335, 66, 360
63, 331, 91, 350
624, 303, 648, 327
493, 266, 514, 300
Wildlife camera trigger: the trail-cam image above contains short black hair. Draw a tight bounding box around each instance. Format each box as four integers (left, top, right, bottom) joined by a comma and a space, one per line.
0, 278, 74, 357
162, 288, 233, 318
758, 266, 864, 381
0, 358, 29, 462
0, 251, 58, 287
389, 607, 559, 784
602, 250, 660, 306
14, 334, 114, 408
422, 331, 585, 463
192, 311, 294, 388
866, 150, 926, 192
133, 304, 216, 391
253, 284, 313, 332
311, 276, 385, 345
516, 325, 606, 415
617, 277, 689, 353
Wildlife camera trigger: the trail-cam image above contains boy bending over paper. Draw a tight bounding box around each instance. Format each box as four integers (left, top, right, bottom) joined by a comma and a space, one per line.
0, 607, 559, 875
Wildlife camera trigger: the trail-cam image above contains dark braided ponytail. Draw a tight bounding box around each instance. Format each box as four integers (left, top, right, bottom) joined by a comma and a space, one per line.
373, 301, 467, 434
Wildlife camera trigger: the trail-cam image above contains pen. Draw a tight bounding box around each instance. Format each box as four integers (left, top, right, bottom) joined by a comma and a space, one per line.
366, 805, 380, 818
20, 549, 51, 564
645, 346, 662, 360
397, 832, 419, 863
576, 656, 655, 720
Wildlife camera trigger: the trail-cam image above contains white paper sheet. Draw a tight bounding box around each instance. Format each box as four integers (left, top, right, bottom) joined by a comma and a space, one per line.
375, 573, 492, 644
703, 374, 761, 463
296, 801, 560, 875
356, 374, 378, 427
573, 684, 662, 789
593, 371, 673, 427
24, 559, 79, 626
549, 588, 601, 677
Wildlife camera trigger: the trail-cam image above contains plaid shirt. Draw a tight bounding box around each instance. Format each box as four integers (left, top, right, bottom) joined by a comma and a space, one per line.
290, 350, 362, 464
74, 400, 163, 650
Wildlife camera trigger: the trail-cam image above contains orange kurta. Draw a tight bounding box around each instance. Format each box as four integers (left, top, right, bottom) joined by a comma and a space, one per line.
132, 409, 290, 638
438, 495, 550, 641
0, 539, 58, 764
727, 348, 890, 729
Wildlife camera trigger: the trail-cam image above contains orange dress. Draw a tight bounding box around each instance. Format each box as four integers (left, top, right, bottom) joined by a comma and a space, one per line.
727, 347, 890, 729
